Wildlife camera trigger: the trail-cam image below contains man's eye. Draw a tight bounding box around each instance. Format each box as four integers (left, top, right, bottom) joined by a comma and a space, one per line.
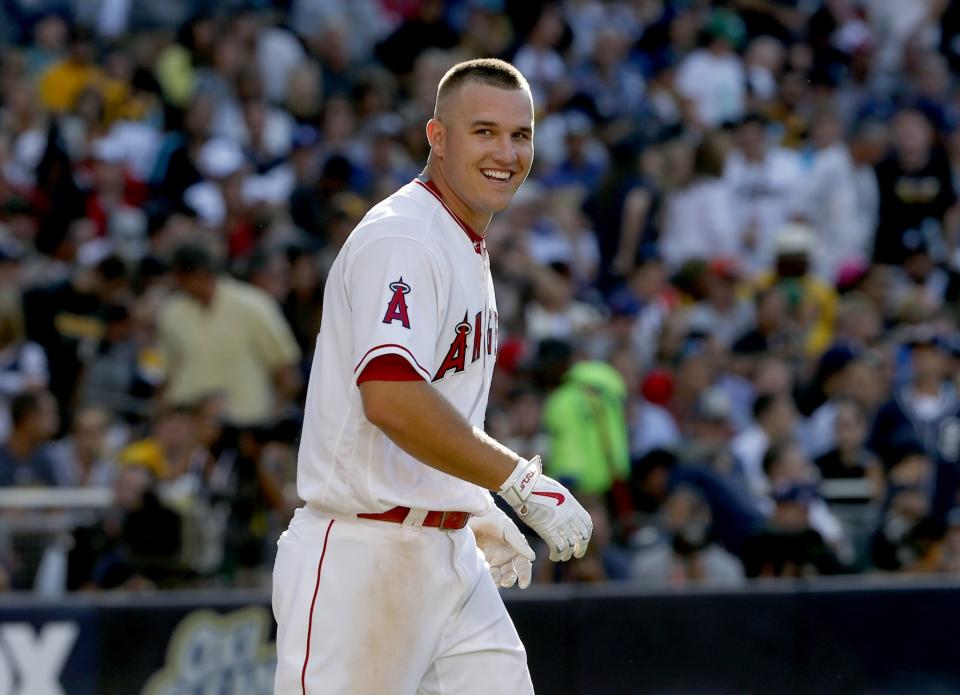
476, 129, 492, 135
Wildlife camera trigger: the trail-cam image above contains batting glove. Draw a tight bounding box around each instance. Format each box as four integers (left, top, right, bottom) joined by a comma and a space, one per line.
468, 504, 535, 589
497, 456, 593, 562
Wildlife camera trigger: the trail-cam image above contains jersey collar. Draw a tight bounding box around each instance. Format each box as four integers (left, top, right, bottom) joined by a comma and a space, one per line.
414, 177, 484, 255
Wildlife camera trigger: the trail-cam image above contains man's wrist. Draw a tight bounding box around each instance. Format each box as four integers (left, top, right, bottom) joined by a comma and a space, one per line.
498, 456, 541, 508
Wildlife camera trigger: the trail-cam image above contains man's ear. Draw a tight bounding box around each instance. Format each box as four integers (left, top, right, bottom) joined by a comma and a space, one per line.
426, 118, 445, 156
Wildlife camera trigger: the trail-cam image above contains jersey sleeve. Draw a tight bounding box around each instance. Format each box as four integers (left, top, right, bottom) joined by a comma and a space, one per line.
356, 354, 426, 384
347, 236, 441, 383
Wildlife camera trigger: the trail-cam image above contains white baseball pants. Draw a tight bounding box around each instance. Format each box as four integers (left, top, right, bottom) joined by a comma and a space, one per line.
272, 506, 535, 694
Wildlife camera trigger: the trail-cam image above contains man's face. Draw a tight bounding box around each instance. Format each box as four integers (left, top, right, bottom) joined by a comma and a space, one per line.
912, 344, 947, 383
174, 270, 213, 302
736, 121, 766, 160
429, 82, 534, 220
31, 393, 60, 441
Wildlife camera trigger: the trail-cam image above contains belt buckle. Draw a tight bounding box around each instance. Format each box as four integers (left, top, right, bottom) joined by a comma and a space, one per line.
438, 511, 467, 531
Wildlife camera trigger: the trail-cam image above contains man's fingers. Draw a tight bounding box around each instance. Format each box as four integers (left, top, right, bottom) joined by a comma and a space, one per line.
504, 524, 536, 561
499, 563, 518, 588
573, 518, 591, 559
557, 533, 574, 562
489, 565, 502, 585
516, 558, 532, 589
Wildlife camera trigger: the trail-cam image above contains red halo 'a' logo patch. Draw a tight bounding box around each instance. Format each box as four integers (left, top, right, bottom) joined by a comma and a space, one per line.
382, 277, 412, 328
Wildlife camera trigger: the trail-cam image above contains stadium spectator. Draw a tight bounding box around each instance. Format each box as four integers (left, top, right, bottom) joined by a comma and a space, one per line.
22, 253, 131, 425
49, 403, 117, 487
741, 480, 845, 578
543, 360, 631, 531
67, 464, 182, 589
631, 485, 745, 588
762, 441, 853, 564
674, 9, 747, 128
724, 113, 804, 274
683, 258, 754, 349
814, 399, 883, 493
157, 243, 301, 426
660, 132, 740, 270
0, 287, 48, 442
754, 223, 838, 356
730, 391, 798, 500
0, 389, 59, 487
870, 443, 942, 572
873, 108, 956, 266
800, 107, 873, 280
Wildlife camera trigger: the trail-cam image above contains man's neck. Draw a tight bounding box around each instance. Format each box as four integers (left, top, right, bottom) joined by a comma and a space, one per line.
7, 431, 36, 459
421, 164, 492, 236
194, 278, 219, 307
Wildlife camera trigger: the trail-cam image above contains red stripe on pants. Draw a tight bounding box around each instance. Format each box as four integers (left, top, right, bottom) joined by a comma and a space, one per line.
301, 519, 335, 694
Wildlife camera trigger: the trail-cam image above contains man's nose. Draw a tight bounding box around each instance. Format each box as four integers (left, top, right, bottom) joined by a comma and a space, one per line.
492, 134, 519, 165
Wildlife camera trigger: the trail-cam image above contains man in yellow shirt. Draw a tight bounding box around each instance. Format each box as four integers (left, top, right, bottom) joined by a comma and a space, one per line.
38, 25, 126, 119
754, 223, 837, 357
157, 244, 302, 426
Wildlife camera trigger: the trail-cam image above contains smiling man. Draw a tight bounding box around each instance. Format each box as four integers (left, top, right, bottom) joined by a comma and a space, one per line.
272, 59, 593, 694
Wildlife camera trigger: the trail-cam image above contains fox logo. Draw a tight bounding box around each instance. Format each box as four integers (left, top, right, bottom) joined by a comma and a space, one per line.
382, 278, 411, 328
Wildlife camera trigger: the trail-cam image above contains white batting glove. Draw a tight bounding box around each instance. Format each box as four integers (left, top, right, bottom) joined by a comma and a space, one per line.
497, 456, 593, 562
468, 504, 535, 589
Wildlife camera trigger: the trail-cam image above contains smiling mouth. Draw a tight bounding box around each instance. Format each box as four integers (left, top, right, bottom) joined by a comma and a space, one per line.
481, 168, 514, 183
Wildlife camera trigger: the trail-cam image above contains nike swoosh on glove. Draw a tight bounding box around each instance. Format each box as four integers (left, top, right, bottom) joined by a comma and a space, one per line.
497, 456, 593, 562
468, 504, 535, 589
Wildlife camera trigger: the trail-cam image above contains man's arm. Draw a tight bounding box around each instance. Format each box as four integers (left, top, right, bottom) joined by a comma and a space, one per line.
359, 379, 517, 490
361, 376, 593, 561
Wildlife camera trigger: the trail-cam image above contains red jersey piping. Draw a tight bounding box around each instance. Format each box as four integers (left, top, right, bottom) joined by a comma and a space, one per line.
414, 178, 484, 255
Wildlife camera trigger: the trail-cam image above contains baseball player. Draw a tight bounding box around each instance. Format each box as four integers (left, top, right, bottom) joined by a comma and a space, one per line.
272, 59, 593, 694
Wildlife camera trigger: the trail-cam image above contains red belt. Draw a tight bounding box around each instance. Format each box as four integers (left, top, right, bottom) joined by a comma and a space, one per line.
357, 506, 471, 530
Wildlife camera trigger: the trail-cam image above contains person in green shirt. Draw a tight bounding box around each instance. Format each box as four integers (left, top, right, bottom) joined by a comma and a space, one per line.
543, 360, 631, 497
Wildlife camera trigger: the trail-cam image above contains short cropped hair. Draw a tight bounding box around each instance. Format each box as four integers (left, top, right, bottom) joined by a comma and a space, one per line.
11, 391, 43, 428
435, 59, 530, 117
169, 243, 215, 275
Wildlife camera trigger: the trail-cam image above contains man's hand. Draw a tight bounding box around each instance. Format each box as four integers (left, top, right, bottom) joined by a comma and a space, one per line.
469, 505, 535, 589
497, 456, 593, 562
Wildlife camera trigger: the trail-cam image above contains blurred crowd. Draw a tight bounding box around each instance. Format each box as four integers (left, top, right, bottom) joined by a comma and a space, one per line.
3, 0, 960, 592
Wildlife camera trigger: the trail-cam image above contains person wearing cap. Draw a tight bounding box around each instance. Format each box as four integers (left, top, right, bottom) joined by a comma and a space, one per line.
890, 227, 950, 315
798, 342, 871, 454
869, 440, 943, 572
630, 484, 745, 588
182, 138, 261, 257
740, 477, 845, 578
753, 222, 838, 356
674, 9, 747, 128
677, 385, 739, 480
683, 257, 754, 349
540, 111, 607, 194
867, 326, 960, 519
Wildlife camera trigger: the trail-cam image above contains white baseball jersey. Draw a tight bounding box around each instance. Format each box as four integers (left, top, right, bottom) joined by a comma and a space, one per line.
297, 177, 499, 515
